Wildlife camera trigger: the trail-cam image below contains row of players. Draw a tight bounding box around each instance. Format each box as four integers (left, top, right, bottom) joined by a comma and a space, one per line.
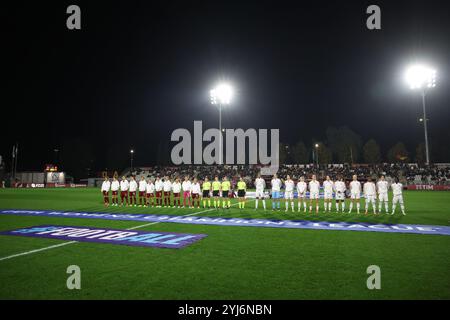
100, 175, 247, 209
100, 173, 406, 215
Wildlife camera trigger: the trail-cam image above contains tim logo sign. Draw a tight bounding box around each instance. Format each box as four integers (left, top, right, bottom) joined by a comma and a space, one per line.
171, 121, 279, 174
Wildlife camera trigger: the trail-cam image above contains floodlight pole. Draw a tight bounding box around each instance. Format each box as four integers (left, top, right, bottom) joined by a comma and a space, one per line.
219, 103, 222, 165
130, 151, 134, 175
421, 90, 430, 165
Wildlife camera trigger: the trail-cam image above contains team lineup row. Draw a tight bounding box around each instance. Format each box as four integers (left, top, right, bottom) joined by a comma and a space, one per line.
100, 173, 406, 215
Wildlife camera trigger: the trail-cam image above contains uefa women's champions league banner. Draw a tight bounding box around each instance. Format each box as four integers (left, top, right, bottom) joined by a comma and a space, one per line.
1, 209, 449, 236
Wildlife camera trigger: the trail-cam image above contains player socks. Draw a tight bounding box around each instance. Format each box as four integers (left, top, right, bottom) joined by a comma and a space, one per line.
356, 203, 360, 213
262, 200, 266, 209
255, 199, 259, 209
328, 203, 332, 211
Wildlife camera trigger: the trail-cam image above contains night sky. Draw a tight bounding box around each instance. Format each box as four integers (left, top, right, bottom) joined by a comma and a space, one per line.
2, 0, 450, 176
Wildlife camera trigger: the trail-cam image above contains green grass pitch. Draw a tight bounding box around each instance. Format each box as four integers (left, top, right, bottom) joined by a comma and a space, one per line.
0, 188, 449, 299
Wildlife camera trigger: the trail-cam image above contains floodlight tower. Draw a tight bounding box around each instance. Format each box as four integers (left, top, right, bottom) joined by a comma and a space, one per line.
314, 143, 319, 166
405, 65, 437, 165
130, 149, 134, 175
210, 83, 233, 165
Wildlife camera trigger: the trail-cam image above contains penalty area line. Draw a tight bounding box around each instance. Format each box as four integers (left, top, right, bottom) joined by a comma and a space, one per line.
0, 200, 252, 262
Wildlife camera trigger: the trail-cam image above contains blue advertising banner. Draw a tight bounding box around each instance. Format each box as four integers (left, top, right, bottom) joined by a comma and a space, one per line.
0, 224, 207, 249
1, 209, 449, 236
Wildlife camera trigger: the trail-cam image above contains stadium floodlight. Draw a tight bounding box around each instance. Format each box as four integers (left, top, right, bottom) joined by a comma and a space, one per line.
405, 64, 437, 165
210, 83, 234, 165
405, 65, 436, 90
130, 149, 134, 175
210, 83, 233, 105
314, 144, 319, 166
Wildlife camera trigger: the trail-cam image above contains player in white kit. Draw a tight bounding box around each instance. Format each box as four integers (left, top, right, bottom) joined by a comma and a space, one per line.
172, 178, 182, 208
296, 176, 308, 212
110, 175, 120, 206
348, 175, 361, 214
145, 178, 155, 207
391, 178, 406, 215
308, 175, 320, 213
154, 177, 163, 207
322, 176, 334, 212
271, 174, 282, 211
254, 174, 266, 210
284, 175, 295, 212
138, 176, 147, 207
334, 176, 346, 213
363, 177, 377, 215
101, 176, 111, 207
129, 176, 138, 207
376, 175, 389, 214
119, 176, 130, 206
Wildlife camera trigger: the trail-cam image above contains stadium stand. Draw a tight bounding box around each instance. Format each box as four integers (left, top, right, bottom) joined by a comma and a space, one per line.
118, 163, 450, 187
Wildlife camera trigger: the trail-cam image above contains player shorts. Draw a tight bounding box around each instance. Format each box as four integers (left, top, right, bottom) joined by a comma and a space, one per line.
173, 192, 180, 198
120, 191, 128, 198
335, 191, 345, 201
192, 193, 199, 199
112, 191, 118, 196
129, 191, 136, 197
237, 190, 246, 198
309, 191, 319, 200
272, 191, 280, 199
163, 191, 170, 198
102, 191, 108, 196
350, 192, 360, 200
221, 190, 229, 198
378, 192, 388, 202
212, 190, 220, 197
183, 191, 190, 198
393, 194, 403, 204
365, 195, 376, 203
324, 191, 333, 200
202, 190, 210, 198
155, 191, 162, 198
139, 191, 145, 197
146, 192, 154, 198
255, 189, 265, 198
284, 191, 293, 199
297, 191, 306, 199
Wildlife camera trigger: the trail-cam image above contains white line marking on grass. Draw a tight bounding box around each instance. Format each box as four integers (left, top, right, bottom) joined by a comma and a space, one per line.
0, 241, 78, 262
0, 200, 253, 261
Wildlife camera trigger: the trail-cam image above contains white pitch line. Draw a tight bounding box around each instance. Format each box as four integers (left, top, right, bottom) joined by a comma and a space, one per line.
0, 241, 78, 262
0, 200, 252, 262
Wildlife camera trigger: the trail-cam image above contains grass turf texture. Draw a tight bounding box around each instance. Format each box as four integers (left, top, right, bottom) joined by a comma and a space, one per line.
0, 188, 449, 299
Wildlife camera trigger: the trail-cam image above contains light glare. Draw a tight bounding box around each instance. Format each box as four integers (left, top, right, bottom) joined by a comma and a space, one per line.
210, 83, 233, 105
405, 65, 436, 90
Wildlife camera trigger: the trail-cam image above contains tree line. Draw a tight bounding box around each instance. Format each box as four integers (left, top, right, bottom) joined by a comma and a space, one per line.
280, 126, 427, 165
